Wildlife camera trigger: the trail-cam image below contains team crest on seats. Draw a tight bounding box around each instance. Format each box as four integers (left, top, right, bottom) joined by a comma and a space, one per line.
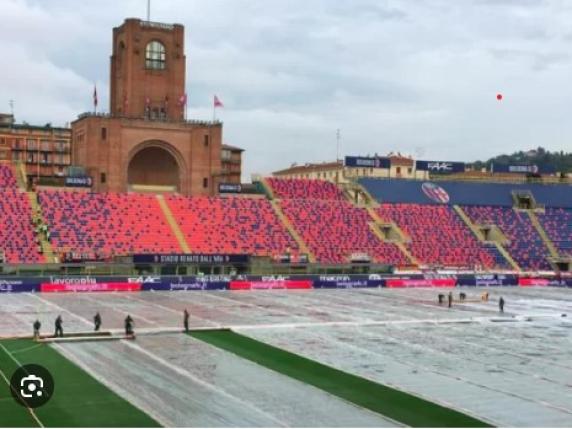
421, 182, 450, 204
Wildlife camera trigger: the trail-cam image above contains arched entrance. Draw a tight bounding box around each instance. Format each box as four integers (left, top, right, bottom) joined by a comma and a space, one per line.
127, 143, 182, 192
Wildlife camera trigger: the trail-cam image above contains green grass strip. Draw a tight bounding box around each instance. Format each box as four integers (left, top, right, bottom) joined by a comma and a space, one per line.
0, 339, 160, 427
191, 329, 493, 428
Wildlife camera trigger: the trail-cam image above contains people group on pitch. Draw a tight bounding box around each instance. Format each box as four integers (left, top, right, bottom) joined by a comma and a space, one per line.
437, 291, 505, 313
32, 309, 192, 339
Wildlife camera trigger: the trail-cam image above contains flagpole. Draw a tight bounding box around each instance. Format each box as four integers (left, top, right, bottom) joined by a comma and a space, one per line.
213, 96, 216, 122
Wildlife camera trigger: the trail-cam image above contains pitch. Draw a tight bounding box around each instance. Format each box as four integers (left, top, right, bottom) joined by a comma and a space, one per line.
1, 287, 571, 427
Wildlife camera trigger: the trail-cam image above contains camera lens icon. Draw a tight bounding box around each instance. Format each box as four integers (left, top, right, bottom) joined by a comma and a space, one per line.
10, 364, 54, 408
20, 374, 44, 398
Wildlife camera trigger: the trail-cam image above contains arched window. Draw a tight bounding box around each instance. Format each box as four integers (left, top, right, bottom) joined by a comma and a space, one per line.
145, 41, 165, 70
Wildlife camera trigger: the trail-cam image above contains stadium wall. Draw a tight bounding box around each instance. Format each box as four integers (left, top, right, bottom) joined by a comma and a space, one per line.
1, 274, 571, 293
359, 178, 572, 208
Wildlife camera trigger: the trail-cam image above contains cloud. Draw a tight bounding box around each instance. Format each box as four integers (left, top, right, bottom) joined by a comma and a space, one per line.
2, 0, 572, 180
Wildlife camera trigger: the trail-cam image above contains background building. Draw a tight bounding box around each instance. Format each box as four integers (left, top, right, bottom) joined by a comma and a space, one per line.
0, 113, 72, 184
72, 18, 242, 195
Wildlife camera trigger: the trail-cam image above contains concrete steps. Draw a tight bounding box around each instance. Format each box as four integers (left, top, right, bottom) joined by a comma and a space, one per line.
26, 191, 56, 263
527, 210, 559, 259
366, 207, 418, 266
270, 200, 316, 263
453, 205, 521, 271
156, 194, 191, 253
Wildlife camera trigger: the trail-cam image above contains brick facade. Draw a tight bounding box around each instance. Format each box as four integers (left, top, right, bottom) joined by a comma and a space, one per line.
72, 18, 240, 195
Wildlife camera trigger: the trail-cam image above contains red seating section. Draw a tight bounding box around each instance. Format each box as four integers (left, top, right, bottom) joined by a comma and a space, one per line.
0, 173, 561, 270
268, 178, 345, 200
0, 164, 17, 189
0, 190, 44, 263
39, 191, 181, 256
280, 199, 408, 265
463, 205, 551, 270
166, 195, 299, 257
375, 204, 497, 269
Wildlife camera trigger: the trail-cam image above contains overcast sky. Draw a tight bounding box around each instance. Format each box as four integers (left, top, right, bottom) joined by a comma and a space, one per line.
2, 0, 572, 179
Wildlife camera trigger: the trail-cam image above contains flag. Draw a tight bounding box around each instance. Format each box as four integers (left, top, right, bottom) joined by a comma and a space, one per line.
179, 93, 187, 106
93, 85, 98, 109
214, 95, 224, 108
164, 95, 169, 108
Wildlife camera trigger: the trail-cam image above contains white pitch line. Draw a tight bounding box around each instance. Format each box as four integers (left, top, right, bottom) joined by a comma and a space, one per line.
25, 293, 92, 327
122, 293, 219, 327
0, 343, 44, 427
78, 293, 157, 325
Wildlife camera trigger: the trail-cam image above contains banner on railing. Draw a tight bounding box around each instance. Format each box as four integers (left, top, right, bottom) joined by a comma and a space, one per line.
230, 280, 312, 290
133, 254, 250, 265
386, 278, 456, 288
415, 160, 465, 174
65, 176, 93, 188
345, 156, 390, 169
41, 282, 141, 293
491, 163, 556, 175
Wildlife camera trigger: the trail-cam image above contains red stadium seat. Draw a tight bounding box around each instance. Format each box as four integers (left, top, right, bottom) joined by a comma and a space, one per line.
166, 195, 300, 257
0, 189, 44, 263
375, 204, 498, 269
39, 190, 181, 257
279, 199, 408, 265
0, 164, 18, 189
463, 205, 551, 270
267, 178, 346, 200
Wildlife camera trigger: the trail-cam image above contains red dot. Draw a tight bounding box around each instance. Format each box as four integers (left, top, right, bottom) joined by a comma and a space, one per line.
496, 93, 503, 101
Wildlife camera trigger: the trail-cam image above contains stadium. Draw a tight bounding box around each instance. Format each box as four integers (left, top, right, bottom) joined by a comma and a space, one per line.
1, 6, 572, 429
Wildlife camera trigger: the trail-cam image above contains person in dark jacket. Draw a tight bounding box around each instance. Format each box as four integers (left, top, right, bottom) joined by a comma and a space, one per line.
54, 315, 63, 337
183, 309, 190, 332
33, 320, 41, 339
448, 292, 453, 308
499, 297, 505, 313
94, 312, 102, 331
125, 315, 134, 336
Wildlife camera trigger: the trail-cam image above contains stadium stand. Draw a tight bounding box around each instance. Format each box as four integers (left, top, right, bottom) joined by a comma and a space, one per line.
359, 177, 572, 208
463, 206, 552, 270
279, 199, 408, 265
166, 195, 300, 257
375, 204, 498, 268
267, 178, 346, 200
0, 189, 45, 263
39, 191, 181, 257
0, 164, 17, 189
537, 207, 572, 257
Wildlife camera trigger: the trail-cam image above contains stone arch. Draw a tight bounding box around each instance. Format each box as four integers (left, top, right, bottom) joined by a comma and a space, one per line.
127, 140, 186, 192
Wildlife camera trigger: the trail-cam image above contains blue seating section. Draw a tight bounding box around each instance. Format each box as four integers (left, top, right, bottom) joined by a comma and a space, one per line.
463, 206, 551, 270
537, 208, 572, 256
375, 203, 503, 269
360, 178, 572, 208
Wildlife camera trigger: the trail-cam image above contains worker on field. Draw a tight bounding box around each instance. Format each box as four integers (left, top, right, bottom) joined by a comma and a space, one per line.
448, 291, 453, 308
94, 312, 102, 332
33, 319, 41, 339
459, 292, 466, 302
54, 315, 63, 337
125, 315, 134, 337
183, 309, 190, 332
499, 297, 505, 313
438, 294, 444, 305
